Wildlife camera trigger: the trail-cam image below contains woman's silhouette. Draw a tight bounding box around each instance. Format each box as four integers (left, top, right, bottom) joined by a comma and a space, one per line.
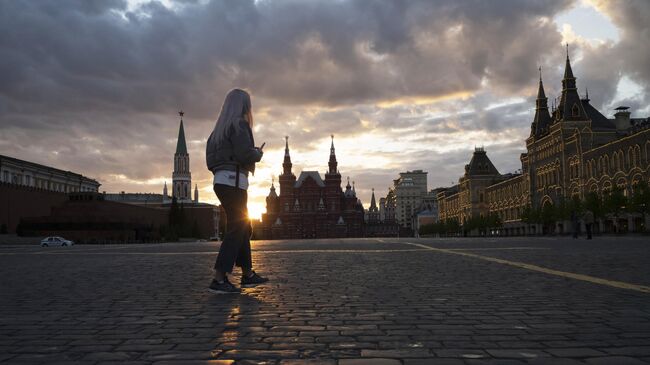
205, 88, 268, 293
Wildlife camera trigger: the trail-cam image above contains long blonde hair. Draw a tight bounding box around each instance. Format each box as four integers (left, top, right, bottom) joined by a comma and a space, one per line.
211, 88, 252, 145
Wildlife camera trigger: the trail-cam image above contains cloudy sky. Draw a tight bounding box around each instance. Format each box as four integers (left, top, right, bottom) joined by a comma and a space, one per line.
1, 0, 649, 219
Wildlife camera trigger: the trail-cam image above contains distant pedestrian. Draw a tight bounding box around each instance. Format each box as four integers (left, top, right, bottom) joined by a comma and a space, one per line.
571, 210, 579, 239
584, 209, 594, 240
205, 88, 269, 294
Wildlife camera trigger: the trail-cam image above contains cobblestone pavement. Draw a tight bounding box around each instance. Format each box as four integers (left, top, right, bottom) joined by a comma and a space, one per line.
1, 236, 650, 364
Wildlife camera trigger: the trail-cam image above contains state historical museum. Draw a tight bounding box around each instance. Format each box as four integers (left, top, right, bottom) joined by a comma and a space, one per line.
256, 136, 365, 239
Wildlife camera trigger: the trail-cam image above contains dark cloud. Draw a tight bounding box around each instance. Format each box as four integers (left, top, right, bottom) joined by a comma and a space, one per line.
597, 1, 650, 89
573, 1, 650, 113
2, 0, 647, 213
1, 0, 573, 116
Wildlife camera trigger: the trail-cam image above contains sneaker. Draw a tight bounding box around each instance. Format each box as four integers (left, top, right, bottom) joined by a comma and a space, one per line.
241, 271, 269, 288
208, 277, 241, 294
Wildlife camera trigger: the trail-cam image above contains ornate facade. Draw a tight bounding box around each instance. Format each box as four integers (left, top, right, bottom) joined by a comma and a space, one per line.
257, 136, 365, 239
438, 48, 650, 234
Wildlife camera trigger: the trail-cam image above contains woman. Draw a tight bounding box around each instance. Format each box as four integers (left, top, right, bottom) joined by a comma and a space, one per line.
205, 88, 268, 294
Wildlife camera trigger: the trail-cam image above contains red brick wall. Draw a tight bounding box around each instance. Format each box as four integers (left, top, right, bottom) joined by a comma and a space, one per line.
0, 182, 68, 233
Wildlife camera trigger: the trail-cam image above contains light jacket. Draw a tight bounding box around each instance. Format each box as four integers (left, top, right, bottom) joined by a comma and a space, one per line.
206, 118, 262, 176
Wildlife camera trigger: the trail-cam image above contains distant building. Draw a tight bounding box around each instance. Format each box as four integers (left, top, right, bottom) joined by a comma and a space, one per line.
0, 155, 100, 233
380, 188, 397, 223
437, 148, 508, 225
257, 136, 365, 239
394, 170, 428, 229
365, 188, 399, 237
413, 188, 445, 234
365, 189, 380, 223
0, 154, 100, 193
105, 192, 165, 205
438, 49, 650, 235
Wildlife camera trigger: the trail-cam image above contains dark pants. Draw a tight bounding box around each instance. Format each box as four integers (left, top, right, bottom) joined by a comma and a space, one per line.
572, 221, 580, 238
586, 223, 593, 240
214, 184, 252, 274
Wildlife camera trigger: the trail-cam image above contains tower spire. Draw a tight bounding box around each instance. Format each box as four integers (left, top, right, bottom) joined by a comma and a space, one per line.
344, 176, 353, 197
284, 135, 290, 157
558, 44, 587, 122
268, 177, 277, 197
370, 188, 377, 209
537, 66, 546, 99
563, 44, 575, 83
172, 110, 191, 202
531, 66, 551, 138
282, 135, 292, 175
175, 112, 188, 155
328, 134, 338, 174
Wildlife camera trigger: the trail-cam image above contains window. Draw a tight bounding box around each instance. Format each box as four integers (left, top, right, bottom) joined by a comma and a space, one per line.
572, 103, 580, 116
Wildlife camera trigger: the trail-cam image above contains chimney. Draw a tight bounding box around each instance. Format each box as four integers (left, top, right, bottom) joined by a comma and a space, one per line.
614, 106, 631, 131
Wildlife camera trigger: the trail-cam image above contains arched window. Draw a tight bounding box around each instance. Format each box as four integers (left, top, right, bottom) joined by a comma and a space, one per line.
592, 159, 596, 177
572, 103, 580, 117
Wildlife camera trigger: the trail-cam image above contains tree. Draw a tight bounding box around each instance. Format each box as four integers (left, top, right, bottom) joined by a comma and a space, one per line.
541, 203, 555, 230
603, 187, 627, 232
555, 198, 572, 222
629, 182, 650, 232
521, 204, 541, 234
486, 213, 502, 233
571, 195, 583, 215
584, 192, 603, 220
439, 218, 460, 236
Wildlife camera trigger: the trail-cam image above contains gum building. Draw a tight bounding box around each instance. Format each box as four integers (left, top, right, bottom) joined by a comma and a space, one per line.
438, 48, 650, 235
257, 136, 365, 239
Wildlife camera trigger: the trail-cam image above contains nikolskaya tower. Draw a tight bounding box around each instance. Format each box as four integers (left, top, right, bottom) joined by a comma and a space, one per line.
165, 111, 198, 204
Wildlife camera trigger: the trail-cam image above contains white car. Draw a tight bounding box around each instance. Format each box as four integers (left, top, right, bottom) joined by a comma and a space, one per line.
40, 237, 74, 247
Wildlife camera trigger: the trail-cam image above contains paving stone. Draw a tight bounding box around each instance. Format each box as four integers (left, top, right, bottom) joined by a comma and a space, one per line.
219, 350, 300, 359
82, 352, 133, 361
603, 347, 650, 357
2, 238, 650, 363
584, 356, 650, 364
360, 349, 432, 358
404, 360, 465, 365
338, 359, 401, 365
464, 360, 527, 365
546, 348, 607, 357
152, 361, 234, 365
485, 349, 550, 359
526, 360, 585, 365
434, 349, 488, 358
